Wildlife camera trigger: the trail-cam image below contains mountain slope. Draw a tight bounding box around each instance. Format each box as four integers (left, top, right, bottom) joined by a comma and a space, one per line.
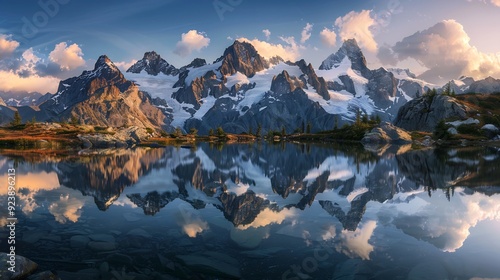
39, 55, 168, 129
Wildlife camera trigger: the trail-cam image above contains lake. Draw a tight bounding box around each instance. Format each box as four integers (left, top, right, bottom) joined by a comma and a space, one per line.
1, 143, 500, 279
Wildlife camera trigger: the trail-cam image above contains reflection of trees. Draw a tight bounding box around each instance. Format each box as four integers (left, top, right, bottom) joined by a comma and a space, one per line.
396, 147, 500, 197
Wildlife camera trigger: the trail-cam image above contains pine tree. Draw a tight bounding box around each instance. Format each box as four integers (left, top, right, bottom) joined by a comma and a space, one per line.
306, 122, 311, 134
11, 111, 22, 126
281, 126, 286, 137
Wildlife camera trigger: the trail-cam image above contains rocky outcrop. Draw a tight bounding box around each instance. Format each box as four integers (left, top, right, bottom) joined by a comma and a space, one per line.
270, 70, 301, 94
362, 122, 412, 144
126, 51, 178, 76
77, 126, 153, 148
294, 59, 330, 100
217, 40, 268, 77
367, 68, 398, 109
394, 94, 470, 132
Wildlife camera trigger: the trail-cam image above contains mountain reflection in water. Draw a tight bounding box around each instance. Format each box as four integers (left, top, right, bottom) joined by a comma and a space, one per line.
0, 143, 499, 279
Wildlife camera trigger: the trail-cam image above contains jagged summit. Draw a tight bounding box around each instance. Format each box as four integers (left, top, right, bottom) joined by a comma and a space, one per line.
319, 39, 370, 78
127, 51, 178, 76
218, 40, 269, 77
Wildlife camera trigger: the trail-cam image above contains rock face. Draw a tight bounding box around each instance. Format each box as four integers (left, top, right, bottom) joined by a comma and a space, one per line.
362, 122, 412, 144
394, 94, 470, 132
40, 55, 168, 129
217, 40, 268, 77
126, 51, 178, 76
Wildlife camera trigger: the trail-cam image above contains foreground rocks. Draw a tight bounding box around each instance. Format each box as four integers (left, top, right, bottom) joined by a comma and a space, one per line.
78, 126, 152, 148
362, 122, 412, 144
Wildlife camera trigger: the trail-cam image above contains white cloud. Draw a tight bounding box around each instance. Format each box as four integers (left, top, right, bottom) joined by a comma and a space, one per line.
335, 10, 378, 52
387, 189, 500, 252
300, 23, 313, 43
237, 36, 301, 62
49, 42, 86, 70
114, 59, 138, 72
173, 30, 210, 57
262, 29, 271, 41
320, 27, 337, 48
0, 34, 19, 59
386, 20, 500, 83
238, 208, 297, 230
336, 221, 377, 260
0, 70, 60, 93
49, 193, 84, 224
22, 48, 40, 64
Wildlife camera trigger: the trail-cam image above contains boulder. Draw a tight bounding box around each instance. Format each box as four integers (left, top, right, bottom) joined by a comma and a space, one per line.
362, 122, 412, 144
0, 253, 38, 280
481, 124, 500, 139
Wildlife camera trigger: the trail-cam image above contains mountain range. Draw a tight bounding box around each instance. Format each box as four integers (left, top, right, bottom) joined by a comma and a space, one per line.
1, 38, 500, 134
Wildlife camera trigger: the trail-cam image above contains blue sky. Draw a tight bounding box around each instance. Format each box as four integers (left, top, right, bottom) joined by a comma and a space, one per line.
1, 0, 500, 93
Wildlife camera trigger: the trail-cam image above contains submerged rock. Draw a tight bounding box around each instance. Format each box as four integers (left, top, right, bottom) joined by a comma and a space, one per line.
27, 271, 60, 280
0, 253, 38, 280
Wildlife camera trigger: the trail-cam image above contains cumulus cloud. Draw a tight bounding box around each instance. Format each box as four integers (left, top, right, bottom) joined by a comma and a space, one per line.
173, 30, 210, 57
301, 23, 313, 43
114, 59, 138, 72
238, 208, 297, 230
320, 27, 337, 48
0, 35, 19, 59
336, 221, 377, 260
335, 10, 378, 52
49, 42, 86, 70
382, 20, 500, 83
388, 189, 500, 252
262, 29, 271, 41
0, 70, 60, 93
237, 36, 301, 62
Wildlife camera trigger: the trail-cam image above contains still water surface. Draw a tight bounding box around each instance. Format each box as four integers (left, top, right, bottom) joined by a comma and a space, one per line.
1, 143, 500, 279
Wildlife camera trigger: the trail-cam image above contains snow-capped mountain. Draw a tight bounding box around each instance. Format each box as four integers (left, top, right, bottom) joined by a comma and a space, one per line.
122, 39, 435, 134
127, 51, 178, 76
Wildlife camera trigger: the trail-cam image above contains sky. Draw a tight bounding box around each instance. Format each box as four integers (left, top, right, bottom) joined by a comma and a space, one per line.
1, 0, 500, 94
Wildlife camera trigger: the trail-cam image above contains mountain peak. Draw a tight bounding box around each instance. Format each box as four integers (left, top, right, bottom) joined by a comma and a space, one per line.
95, 55, 116, 70
127, 51, 178, 76
319, 38, 371, 78
218, 40, 269, 77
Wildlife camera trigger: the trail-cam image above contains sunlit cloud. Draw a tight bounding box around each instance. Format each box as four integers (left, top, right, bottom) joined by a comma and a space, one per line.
173, 30, 210, 57
49, 193, 84, 224
238, 208, 297, 229
320, 27, 337, 48
176, 204, 209, 238
336, 220, 377, 260
49, 42, 86, 70
335, 10, 378, 52
387, 189, 500, 252
0, 34, 19, 59
237, 36, 301, 62
114, 59, 138, 72
380, 20, 500, 83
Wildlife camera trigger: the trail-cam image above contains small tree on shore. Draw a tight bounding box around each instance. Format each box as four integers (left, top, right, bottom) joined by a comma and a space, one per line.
10, 111, 22, 126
